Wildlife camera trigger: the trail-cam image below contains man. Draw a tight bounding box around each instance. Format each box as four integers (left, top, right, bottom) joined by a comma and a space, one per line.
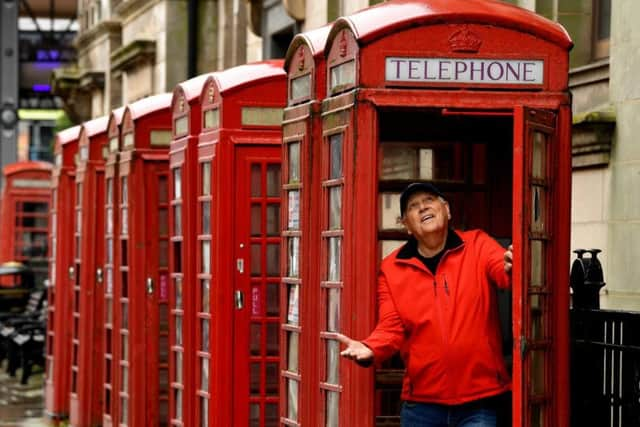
337, 182, 514, 427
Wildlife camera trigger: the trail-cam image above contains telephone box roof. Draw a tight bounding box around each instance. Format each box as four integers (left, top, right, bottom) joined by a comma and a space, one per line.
326, 0, 572, 50
81, 115, 110, 138
214, 60, 286, 94
127, 93, 173, 121
174, 73, 215, 103
284, 25, 332, 70
56, 125, 81, 146
3, 161, 53, 177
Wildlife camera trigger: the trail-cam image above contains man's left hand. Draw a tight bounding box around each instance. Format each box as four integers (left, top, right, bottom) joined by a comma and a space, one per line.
504, 244, 513, 274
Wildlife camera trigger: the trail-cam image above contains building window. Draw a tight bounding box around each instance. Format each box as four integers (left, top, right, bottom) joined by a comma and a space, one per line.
593, 0, 611, 59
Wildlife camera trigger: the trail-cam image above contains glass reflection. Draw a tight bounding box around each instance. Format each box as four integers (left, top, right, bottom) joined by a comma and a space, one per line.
288, 191, 300, 229
328, 288, 340, 332
287, 379, 299, 421
201, 357, 209, 391
328, 238, 341, 282
201, 319, 209, 352
329, 186, 342, 229
202, 162, 211, 196
329, 134, 343, 179
267, 164, 281, 197
287, 332, 299, 372
288, 237, 299, 278
326, 339, 339, 384
532, 132, 546, 179
289, 142, 300, 183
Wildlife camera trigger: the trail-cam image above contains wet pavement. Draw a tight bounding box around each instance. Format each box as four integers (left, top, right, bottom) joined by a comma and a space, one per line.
0, 369, 49, 427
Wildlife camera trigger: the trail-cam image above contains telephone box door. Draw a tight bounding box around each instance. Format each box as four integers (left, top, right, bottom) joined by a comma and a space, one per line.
513, 107, 560, 427
233, 146, 281, 426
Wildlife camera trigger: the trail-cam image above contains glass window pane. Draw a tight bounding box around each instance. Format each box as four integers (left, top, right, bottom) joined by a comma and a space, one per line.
266, 283, 279, 316
266, 244, 280, 277
531, 294, 545, 341
267, 164, 281, 197
175, 315, 182, 346
530, 240, 544, 287
379, 193, 402, 230
200, 396, 209, 427
159, 305, 169, 332
287, 379, 299, 420
174, 389, 182, 420
173, 168, 182, 200
328, 238, 341, 282
106, 178, 113, 204
159, 176, 168, 203
159, 240, 169, 268
201, 357, 209, 391
250, 363, 261, 395
201, 279, 210, 313
380, 145, 417, 179
251, 165, 262, 197
266, 362, 278, 396
159, 208, 168, 235
266, 323, 279, 356
288, 142, 300, 183
121, 208, 128, 233
532, 131, 546, 179
202, 162, 211, 196
287, 332, 299, 373
251, 243, 262, 276
328, 288, 340, 332
107, 237, 113, 263
201, 319, 209, 352
288, 191, 300, 230
266, 204, 280, 236
158, 335, 169, 363
174, 205, 182, 236
175, 277, 183, 309
105, 298, 112, 324
326, 339, 339, 384
121, 397, 128, 424
175, 352, 183, 383
120, 178, 127, 203
121, 366, 128, 391
107, 208, 113, 234
121, 302, 128, 329
121, 334, 128, 361
288, 237, 299, 278
530, 403, 544, 427
329, 186, 342, 229
329, 134, 343, 179
287, 285, 299, 325
202, 201, 210, 234
265, 403, 278, 426
326, 391, 339, 427
531, 186, 545, 233
250, 323, 261, 356
530, 350, 546, 396
251, 205, 262, 236
202, 241, 210, 274
250, 403, 260, 425
380, 240, 406, 260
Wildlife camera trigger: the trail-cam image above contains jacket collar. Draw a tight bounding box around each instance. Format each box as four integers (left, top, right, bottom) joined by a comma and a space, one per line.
396, 229, 464, 260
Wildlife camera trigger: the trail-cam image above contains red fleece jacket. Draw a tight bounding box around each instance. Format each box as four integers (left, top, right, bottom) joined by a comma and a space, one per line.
362, 229, 511, 405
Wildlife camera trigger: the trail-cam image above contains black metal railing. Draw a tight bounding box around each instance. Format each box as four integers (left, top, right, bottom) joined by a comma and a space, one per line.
571, 308, 640, 427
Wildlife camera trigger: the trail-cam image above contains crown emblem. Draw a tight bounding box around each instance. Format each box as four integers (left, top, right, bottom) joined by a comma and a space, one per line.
448, 26, 482, 53
339, 31, 348, 58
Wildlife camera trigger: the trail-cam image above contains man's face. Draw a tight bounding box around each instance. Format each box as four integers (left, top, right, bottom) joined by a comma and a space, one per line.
402, 191, 450, 239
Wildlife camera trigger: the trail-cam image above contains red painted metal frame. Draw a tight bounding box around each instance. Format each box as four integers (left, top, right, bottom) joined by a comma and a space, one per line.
112, 93, 172, 427
196, 61, 286, 427
168, 73, 213, 427
103, 107, 125, 427
45, 126, 79, 422
280, 25, 330, 427
69, 116, 108, 426
0, 161, 52, 271
294, 0, 573, 425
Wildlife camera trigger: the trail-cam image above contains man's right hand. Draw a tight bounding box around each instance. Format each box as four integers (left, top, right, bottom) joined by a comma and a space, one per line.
336, 333, 374, 363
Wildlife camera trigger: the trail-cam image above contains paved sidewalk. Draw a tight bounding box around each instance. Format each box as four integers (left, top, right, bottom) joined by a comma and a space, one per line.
0, 370, 48, 427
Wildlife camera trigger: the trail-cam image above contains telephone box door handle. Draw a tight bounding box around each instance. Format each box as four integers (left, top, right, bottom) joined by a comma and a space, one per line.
68, 266, 74, 279
96, 268, 103, 284
237, 258, 244, 274
146, 277, 154, 295
235, 290, 244, 310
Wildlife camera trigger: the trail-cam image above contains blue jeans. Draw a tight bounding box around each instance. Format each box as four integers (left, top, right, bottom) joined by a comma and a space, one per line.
401, 399, 497, 427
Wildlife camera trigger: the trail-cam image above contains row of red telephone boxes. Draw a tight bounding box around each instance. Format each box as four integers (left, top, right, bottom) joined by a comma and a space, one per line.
42, 0, 575, 426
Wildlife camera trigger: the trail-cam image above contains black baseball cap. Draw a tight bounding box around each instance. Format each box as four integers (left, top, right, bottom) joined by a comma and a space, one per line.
400, 182, 446, 217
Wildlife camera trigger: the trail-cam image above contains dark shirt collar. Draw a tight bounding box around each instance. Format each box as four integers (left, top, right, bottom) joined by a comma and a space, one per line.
397, 229, 464, 260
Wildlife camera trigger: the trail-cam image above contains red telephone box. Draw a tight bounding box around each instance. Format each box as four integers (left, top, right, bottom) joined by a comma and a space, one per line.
292, 0, 573, 426
111, 93, 172, 427
45, 125, 80, 422
280, 25, 330, 425
102, 106, 124, 427
196, 61, 285, 427
70, 116, 109, 426
168, 73, 213, 426
0, 161, 52, 286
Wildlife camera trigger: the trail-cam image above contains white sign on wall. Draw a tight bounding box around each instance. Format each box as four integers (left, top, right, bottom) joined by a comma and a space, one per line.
385, 57, 544, 85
